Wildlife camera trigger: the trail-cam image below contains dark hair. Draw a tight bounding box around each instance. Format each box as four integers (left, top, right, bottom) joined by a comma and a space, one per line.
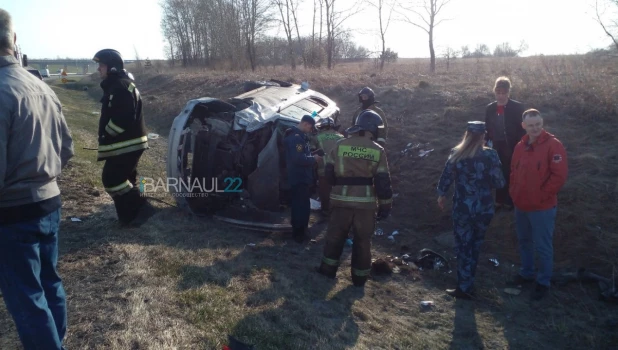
522, 108, 542, 121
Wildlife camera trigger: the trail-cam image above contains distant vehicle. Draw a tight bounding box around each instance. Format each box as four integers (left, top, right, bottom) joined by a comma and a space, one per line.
27, 69, 43, 80
39, 69, 50, 78
166, 79, 341, 231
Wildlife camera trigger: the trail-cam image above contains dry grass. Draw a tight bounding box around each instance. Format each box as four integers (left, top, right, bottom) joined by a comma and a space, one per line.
2, 56, 618, 350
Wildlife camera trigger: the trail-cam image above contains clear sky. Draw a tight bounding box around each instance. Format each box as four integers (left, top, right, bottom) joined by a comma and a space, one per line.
0, 0, 612, 60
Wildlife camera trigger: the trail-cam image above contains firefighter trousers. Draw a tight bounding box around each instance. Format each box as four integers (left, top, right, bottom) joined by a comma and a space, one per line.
102, 150, 146, 224
318, 206, 376, 286
318, 176, 332, 213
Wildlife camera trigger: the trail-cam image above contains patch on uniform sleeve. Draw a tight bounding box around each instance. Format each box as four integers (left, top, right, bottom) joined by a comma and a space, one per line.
296, 144, 303, 152
552, 154, 563, 163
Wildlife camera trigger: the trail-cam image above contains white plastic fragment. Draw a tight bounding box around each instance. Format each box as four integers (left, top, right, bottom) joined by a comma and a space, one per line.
70, 217, 82, 222
246, 243, 256, 247
419, 149, 434, 157
391, 230, 399, 236
489, 258, 499, 267
374, 228, 384, 236
148, 133, 160, 140
310, 198, 321, 210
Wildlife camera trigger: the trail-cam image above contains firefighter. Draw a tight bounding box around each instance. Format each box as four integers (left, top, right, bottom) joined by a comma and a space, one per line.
283, 115, 322, 243
350, 87, 388, 146
317, 110, 393, 287
93, 49, 154, 227
311, 116, 344, 214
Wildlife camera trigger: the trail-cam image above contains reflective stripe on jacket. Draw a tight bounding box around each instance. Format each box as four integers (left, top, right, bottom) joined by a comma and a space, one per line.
97, 73, 148, 161
326, 133, 393, 210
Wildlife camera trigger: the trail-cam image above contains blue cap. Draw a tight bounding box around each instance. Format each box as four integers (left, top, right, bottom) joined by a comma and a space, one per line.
467, 121, 486, 133
301, 115, 316, 126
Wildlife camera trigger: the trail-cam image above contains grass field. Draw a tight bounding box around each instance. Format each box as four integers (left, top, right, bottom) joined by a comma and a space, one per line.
1, 56, 617, 349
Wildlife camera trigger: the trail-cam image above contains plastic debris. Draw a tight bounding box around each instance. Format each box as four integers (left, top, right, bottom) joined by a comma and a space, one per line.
310, 239, 317, 244
301, 81, 310, 90
489, 258, 500, 267
345, 238, 353, 246
391, 230, 399, 236
387, 236, 395, 242
504, 288, 522, 296
420, 301, 434, 307
310, 198, 321, 210
401, 254, 411, 261
70, 217, 82, 222
374, 228, 384, 236
246, 243, 256, 247
147, 133, 159, 140
392, 266, 401, 274
393, 193, 399, 198
419, 149, 434, 157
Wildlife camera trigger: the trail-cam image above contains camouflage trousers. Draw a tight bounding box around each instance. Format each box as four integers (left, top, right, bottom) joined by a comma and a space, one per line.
318, 207, 376, 286
453, 213, 493, 293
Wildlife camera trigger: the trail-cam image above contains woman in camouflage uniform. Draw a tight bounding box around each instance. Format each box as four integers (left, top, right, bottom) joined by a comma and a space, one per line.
436, 121, 506, 299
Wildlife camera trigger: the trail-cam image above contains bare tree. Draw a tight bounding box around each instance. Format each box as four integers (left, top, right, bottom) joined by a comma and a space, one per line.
397, 0, 453, 73
241, 0, 273, 71
442, 46, 458, 71
369, 0, 395, 71
273, 0, 297, 69
290, 0, 308, 68
594, 0, 618, 51
324, 0, 364, 69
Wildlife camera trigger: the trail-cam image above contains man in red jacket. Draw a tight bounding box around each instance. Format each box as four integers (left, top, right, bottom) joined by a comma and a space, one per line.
508, 108, 568, 300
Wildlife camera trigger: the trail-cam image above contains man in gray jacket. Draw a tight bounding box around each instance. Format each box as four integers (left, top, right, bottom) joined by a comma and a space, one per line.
0, 9, 74, 350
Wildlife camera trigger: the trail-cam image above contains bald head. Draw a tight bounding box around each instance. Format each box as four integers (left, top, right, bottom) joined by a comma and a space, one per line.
0, 8, 15, 55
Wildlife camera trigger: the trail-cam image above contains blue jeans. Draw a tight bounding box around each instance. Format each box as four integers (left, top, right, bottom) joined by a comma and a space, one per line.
0, 208, 67, 350
515, 206, 557, 287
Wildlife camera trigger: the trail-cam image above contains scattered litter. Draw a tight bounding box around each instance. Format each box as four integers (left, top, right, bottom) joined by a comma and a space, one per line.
91, 112, 98, 115
345, 238, 353, 247
246, 243, 256, 247
387, 236, 395, 242
407, 143, 413, 148
310, 198, 321, 210
393, 193, 399, 198
310, 239, 317, 244
504, 288, 522, 296
401, 254, 411, 261
391, 230, 399, 236
419, 149, 434, 157
70, 217, 82, 222
489, 258, 500, 267
147, 133, 159, 140
392, 266, 401, 274
374, 228, 384, 236
420, 301, 434, 307
371, 258, 394, 275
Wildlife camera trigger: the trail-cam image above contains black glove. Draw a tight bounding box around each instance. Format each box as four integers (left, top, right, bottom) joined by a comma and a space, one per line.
376, 207, 391, 221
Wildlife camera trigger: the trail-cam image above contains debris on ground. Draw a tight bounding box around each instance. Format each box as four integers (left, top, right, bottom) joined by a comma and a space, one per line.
413, 248, 451, 272
310, 198, 321, 210
345, 238, 353, 247
489, 258, 500, 267
419, 149, 434, 157
374, 228, 384, 236
551, 268, 618, 303
371, 258, 394, 276
420, 300, 434, 307
147, 133, 160, 140
504, 288, 522, 296
70, 217, 82, 222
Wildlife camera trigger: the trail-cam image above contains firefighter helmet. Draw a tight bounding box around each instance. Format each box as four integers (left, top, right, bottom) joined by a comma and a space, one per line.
316, 116, 335, 129
346, 109, 384, 140
358, 86, 375, 105
93, 49, 124, 73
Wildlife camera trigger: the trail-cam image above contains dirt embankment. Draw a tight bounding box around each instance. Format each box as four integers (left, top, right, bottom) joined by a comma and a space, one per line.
134, 57, 618, 274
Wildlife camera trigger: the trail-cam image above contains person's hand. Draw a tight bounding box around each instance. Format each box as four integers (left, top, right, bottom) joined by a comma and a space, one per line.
437, 196, 446, 211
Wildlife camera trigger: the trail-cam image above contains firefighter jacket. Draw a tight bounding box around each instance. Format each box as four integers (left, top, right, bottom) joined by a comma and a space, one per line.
97, 72, 148, 161
510, 130, 568, 212
311, 128, 344, 176
283, 126, 316, 186
351, 104, 388, 144
324, 133, 393, 210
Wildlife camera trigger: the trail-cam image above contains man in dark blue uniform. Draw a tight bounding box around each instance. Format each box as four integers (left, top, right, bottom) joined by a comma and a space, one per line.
436, 121, 505, 299
284, 115, 322, 243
